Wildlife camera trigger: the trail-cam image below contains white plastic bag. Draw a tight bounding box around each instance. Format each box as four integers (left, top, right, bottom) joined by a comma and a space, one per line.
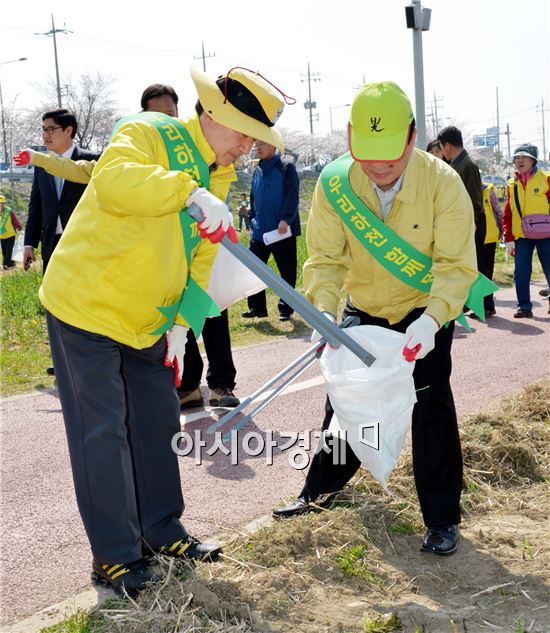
320, 325, 417, 491
11, 233, 25, 264
207, 243, 267, 312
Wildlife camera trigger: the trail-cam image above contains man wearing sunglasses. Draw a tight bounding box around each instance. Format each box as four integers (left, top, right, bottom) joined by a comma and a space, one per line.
23, 109, 100, 273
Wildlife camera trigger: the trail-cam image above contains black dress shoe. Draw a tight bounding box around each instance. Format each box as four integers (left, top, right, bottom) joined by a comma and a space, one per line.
272, 495, 310, 518
514, 309, 533, 318
278, 314, 291, 322
421, 524, 459, 556
46, 366, 55, 376
242, 309, 268, 319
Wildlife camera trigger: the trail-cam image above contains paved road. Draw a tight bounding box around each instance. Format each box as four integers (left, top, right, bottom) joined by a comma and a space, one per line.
1, 285, 549, 626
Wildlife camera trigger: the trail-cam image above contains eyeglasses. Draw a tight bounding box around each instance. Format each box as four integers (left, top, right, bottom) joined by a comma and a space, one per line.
42, 126, 62, 134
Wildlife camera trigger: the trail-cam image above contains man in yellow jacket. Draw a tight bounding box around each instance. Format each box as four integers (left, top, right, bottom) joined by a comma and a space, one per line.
39, 66, 290, 597
273, 81, 478, 557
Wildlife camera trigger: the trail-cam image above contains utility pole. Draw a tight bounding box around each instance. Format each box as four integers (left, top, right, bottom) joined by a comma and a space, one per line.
405, 0, 431, 150
504, 122, 511, 159
301, 62, 320, 135
536, 98, 548, 162
35, 15, 72, 108
193, 41, 215, 72
426, 91, 443, 138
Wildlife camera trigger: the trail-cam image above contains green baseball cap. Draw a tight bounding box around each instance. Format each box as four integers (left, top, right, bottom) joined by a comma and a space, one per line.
349, 81, 414, 162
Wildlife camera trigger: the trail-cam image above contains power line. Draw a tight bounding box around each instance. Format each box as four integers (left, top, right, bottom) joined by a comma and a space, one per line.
193, 42, 215, 72
301, 62, 320, 135
35, 14, 72, 108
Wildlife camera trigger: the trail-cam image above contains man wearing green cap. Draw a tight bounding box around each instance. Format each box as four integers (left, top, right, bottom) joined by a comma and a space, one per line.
273, 81, 478, 557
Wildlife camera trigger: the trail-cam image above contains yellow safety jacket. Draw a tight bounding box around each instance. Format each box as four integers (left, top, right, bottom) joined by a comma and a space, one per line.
0, 209, 17, 239
303, 149, 477, 326
40, 113, 236, 349
483, 184, 500, 244
504, 169, 550, 240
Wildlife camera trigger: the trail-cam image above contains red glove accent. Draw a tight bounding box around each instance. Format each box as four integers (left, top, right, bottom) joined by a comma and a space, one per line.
226, 225, 238, 244
199, 222, 225, 243
402, 343, 422, 363
164, 352, 182, 387
13, 150, 31, 166
173, 357, 181, 388
197, 222, 238, 244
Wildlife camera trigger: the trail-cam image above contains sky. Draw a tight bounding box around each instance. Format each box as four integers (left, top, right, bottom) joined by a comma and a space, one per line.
1, 0, 549, 157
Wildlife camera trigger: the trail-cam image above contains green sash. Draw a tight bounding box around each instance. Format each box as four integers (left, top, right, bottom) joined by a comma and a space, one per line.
321, 153, 498, 328
112, 112, 220, 337
0, 206, 11, 236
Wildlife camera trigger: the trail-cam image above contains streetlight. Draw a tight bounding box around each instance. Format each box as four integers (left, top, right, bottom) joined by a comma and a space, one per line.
329, 103, 351, 135
0, 57, 28, 185
405, 0, 431, 150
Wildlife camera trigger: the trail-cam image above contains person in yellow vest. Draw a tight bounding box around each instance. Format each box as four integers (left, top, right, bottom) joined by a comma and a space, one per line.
503, 144, 550, 317
480, 183, 503, 317
0, 194, 23, 269
34, 66, 291, 598
272, 81, 478, 557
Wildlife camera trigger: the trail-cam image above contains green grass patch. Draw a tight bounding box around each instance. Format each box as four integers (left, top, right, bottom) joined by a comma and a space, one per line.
39, 610, 92, 633
1, 267, 55, 395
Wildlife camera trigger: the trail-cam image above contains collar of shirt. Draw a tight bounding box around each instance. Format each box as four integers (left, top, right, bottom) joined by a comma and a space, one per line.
372, 173, 405, 220
515, 168, 534, 187
58, 143, 75, 159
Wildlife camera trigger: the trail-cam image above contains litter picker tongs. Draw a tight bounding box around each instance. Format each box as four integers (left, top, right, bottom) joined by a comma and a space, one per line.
206, 316, 360, 440
187, 204, 376, 436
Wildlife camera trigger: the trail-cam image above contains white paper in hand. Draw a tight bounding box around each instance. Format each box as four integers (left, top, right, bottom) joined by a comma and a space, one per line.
263, 226, 292, 245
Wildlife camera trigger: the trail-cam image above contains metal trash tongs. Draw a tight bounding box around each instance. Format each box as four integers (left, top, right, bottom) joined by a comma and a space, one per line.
207, 316, 360, 439
187, 204, 376, 435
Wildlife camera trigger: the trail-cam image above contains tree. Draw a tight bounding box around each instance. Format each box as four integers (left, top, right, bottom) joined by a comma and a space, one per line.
9, 72, 120, 154
62, 73, 120, 151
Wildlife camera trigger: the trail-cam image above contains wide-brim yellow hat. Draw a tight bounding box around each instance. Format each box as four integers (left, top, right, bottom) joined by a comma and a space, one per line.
349, 81, 414, 162
0, 193, 6, 203
191, 66, 286, 154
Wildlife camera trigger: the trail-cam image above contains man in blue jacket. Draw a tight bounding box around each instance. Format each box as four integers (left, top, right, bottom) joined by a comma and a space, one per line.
242, 141, 300, 321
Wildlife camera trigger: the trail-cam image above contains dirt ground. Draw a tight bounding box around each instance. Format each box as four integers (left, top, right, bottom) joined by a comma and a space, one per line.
86, 381, 549, 633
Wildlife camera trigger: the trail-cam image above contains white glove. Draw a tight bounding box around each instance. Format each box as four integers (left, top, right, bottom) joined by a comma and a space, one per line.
164, 324, 189, 387
185, 187, 230, 234
506, 241, 515, 257
311, 312, 337, 345
403, 314, 439, 361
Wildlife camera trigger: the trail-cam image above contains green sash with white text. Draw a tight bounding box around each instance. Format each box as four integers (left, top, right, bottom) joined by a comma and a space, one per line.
112, 112, 220, 337
321, 153, 498, 328
0, 206, 12, 236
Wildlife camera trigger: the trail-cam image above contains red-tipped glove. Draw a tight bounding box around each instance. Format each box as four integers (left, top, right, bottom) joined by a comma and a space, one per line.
13, 149, 35, 166
164, 324, 188, 387
198, 223, 238, 244
402, 314, 439, 362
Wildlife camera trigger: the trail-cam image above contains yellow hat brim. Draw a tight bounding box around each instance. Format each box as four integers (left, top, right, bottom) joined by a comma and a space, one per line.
191, 66, 284, 154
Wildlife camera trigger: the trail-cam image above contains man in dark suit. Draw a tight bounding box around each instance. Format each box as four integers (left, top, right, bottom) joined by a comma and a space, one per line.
23, 109, 100, 272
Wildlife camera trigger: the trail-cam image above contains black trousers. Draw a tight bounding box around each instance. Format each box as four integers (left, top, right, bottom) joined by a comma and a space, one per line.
247, 236, 297, 317
482, 242, 497, 310
1, 235, 15, 268
301, 304, 463, 528
47, 313, 186, 563
179, 309, 236, 391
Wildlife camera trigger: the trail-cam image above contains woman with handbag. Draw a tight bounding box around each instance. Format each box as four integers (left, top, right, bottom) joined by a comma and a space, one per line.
503, 144, 550, 317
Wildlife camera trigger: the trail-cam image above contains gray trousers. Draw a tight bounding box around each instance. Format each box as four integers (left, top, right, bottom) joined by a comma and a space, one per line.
47, 313, 186, 564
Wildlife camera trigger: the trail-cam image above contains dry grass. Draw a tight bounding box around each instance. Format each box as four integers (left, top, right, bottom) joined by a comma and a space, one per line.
81, 380, 549, 633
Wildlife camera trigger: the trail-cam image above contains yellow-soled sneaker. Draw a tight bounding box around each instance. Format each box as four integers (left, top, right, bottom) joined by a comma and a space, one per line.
91, 557, 161, 597
156, 536, 222, 562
